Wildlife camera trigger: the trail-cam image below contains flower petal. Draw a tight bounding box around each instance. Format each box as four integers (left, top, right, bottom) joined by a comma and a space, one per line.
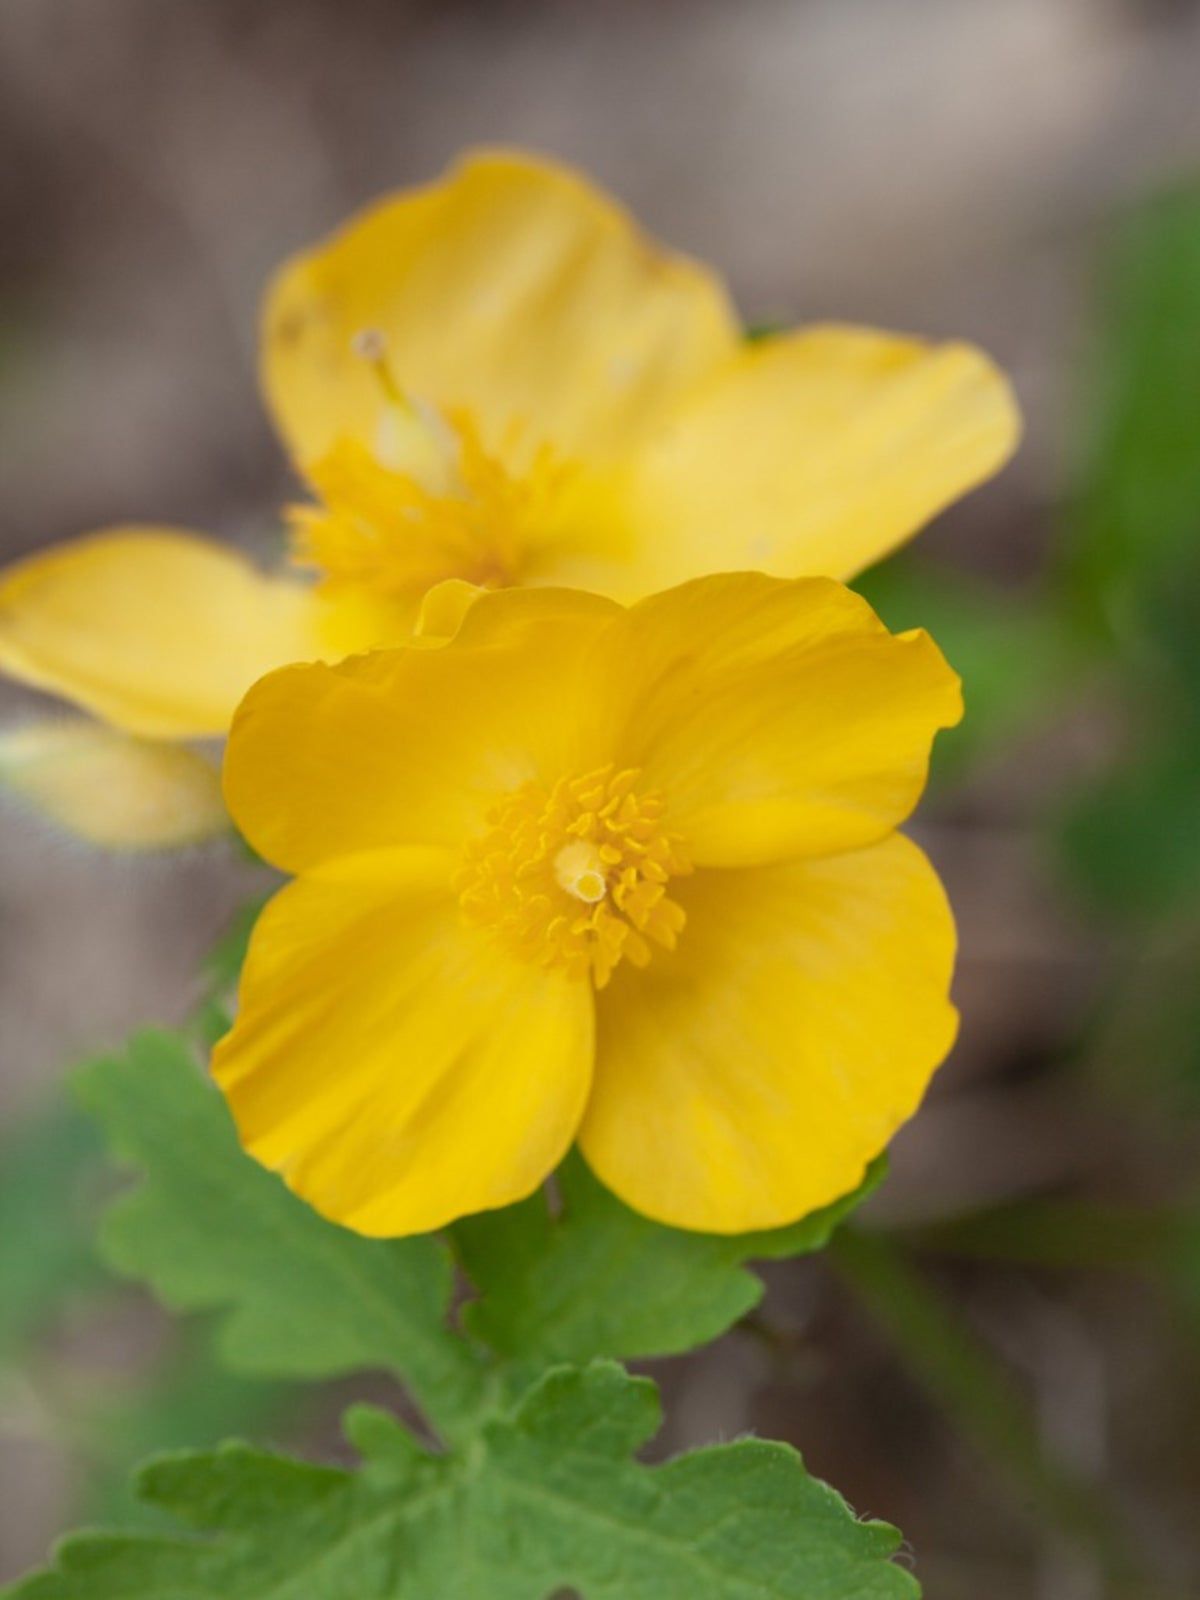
0, 719, 227, 848
262, 148, 737, 469
614, 325, 1020, 591
0, 529, 325, 738
413, 577, 485, 642
580, 834, 957, 1232
224, 586, 622, 873
609, 572, 961, 866
213, 848, 594, 1236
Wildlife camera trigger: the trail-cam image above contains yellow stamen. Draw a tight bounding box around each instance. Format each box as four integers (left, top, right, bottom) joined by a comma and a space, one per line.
288, 409, 573, 601
286, 330, 581, 601
453, 765, 691, 987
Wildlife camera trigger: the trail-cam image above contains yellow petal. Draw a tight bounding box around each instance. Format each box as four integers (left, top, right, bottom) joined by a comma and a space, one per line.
613, 325, 1020, 592
413, 577, 485, 642
0, 720, 227, 849
581, 834, 957, 1232
609, 572, 961, 866
262, 148, 737, 470
228, 574, 957, 875
224, 586, 621, 873
0, 529, 325, 739
212, 848, 594, 1236
305, 576, 425, 660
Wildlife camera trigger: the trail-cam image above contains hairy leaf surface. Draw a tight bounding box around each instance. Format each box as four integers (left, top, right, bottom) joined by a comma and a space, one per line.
456, 1151, 882, 1362
6, 1363, 916, 1600
77, 1030, 487, 1436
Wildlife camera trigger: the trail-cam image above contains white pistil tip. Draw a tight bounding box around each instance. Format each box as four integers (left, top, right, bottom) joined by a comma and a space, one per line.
554, 840, 608, 904
351, 327, 389, 362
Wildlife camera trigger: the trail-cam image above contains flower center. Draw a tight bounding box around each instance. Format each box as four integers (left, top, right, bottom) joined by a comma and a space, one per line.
453, 765, 692, 988
288, 329, 574, 604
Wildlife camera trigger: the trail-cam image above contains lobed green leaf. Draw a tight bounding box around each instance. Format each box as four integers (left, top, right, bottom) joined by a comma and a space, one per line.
5, 1363, 917, 1599
76, 1030, 488, 1439
455, 1150, 882, 1363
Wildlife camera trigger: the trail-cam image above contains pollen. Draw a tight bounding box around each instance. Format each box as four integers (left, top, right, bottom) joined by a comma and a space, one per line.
288, 406, 575, 602
453, 765, 692, 988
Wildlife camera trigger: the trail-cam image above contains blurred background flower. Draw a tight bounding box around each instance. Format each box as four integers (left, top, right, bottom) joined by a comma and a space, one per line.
3, 2, 1200, 1596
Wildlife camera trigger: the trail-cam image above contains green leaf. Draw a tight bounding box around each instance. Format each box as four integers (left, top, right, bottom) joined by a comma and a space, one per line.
76, 1030, 488, 1439
0, 1100, 108, 1361
78, 1322, 298, 1530
455, 1151, 882, 1363
6, 1363, 917, 1599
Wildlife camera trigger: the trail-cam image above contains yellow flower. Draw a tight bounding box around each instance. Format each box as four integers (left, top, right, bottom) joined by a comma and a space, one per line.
214, 573, 961, 1236
0, 150, 1016, 844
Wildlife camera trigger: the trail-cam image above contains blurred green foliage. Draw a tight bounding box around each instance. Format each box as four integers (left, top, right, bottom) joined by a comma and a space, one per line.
0, 1094, 294, 1533
856, 558, 1081, 781
0, 1105, 107, 1364
78, 1327, 294, 1530
850, 185, 1200, 1595
1056, 187, 1200, 925
1062, 189, 1200, 646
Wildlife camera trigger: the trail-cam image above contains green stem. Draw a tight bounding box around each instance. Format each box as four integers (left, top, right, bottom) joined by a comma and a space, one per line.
406, 1334, 500, 1450
897, 1200, 1181, 1272
831, 1227, 1159, 1592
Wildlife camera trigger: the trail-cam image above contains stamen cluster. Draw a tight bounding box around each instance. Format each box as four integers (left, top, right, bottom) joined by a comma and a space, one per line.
290, 405, 573, 600
454, 764, 691, 987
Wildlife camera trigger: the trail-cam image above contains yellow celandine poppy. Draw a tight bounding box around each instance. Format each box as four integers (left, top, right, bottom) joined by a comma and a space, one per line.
0, 148, 1017, 847
214, 572, 962, 1236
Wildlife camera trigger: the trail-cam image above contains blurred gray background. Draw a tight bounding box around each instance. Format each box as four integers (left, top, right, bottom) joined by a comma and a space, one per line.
3, 2, 1200, 1595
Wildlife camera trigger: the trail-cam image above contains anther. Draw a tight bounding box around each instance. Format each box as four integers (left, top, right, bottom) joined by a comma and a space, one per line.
456, 766, 691, 987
